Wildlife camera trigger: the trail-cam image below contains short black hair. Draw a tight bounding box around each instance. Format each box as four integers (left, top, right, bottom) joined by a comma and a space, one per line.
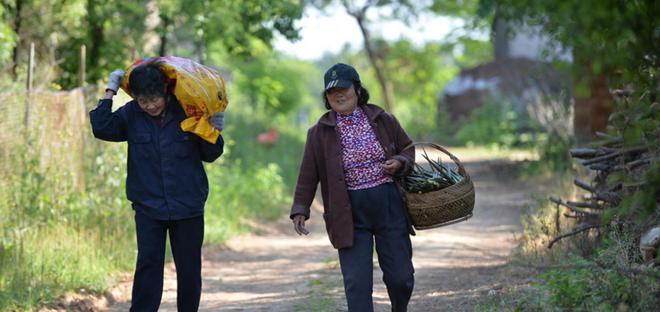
128, 62, 167, 98
323, 81, 370, 110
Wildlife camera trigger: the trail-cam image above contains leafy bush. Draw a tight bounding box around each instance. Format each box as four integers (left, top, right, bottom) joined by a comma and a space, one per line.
205, 161, 290, 243
478, 244, 659, 312
454, 97, 541, 149
0, 143, 134, 310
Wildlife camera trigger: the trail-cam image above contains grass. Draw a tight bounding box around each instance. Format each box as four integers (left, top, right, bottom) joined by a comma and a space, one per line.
204, 161, 290, 244
474, 171, 660, 312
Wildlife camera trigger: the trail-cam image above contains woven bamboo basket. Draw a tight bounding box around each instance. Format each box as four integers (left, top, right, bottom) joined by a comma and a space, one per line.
402, 143, 475, 230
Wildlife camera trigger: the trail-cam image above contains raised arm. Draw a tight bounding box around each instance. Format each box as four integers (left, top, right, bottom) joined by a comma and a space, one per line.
89, 70, 129, 142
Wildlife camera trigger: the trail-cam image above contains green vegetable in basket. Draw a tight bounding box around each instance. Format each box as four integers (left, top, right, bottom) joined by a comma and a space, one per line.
402, 150, 463, 194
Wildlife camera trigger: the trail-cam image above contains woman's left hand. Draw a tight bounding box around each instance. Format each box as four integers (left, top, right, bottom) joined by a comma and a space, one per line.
381, 158, 402, 175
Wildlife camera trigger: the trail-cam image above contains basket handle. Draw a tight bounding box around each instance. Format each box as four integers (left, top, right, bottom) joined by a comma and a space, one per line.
401, 142, 470, 178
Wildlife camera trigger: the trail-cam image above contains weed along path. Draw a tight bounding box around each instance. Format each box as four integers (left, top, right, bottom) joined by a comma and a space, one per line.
104, 150, 537, 311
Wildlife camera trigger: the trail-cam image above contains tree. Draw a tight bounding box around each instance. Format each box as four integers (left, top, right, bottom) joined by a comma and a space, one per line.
310, 0, 484, 114
311, 0, 420, 113
0, 2, 17, 70
0, 0, 305, 89
478, 0, 660, 144
172, 0, 303, 63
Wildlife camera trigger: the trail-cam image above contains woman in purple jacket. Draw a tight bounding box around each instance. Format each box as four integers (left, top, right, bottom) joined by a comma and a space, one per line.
291, 63, 415, 312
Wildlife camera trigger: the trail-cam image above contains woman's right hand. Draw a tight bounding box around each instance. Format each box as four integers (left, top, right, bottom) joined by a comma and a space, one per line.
292, 214, 309, 235
106, 69, 125, 93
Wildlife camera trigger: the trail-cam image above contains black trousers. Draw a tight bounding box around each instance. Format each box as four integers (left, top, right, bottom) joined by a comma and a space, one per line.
339, 182, 415, 312
130, 210, 204, 312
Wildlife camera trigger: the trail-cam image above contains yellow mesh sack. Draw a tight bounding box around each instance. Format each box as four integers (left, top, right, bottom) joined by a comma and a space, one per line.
119, 56, 229, 144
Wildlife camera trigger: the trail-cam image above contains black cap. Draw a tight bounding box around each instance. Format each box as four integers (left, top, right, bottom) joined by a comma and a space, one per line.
324, 63, 360, 91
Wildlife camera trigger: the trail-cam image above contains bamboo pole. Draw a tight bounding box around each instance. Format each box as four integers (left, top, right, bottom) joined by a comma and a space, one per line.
77, 45, 87, 191
24, 42, 34, 134
79, 45, 86, 88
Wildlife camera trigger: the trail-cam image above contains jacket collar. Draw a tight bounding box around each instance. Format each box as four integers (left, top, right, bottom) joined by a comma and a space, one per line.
318, 103, 385, 127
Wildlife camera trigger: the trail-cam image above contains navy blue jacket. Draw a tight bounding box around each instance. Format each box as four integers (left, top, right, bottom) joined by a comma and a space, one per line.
89, 96, 223, 220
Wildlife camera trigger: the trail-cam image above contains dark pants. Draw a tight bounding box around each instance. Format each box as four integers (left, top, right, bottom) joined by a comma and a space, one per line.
130, 211, 204, 312
339, 183, 415, 312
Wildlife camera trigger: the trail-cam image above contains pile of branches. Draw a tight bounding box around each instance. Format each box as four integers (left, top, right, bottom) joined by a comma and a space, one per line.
402, 151, 463, 194
548, 91, 659, 250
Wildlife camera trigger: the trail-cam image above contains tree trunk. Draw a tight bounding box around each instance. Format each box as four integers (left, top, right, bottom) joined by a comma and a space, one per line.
493, 6, 509, 62
11, 0, 24, 79
573, 74, 613, 145
87, 0, 104, 83
158, 13, 171, 56
351, 8, 395, 113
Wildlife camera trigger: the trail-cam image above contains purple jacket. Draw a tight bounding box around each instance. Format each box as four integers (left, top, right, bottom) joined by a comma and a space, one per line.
290, 103, 415, 249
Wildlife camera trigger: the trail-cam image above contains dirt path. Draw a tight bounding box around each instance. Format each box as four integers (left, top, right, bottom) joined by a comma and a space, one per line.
106, 154, 537, 311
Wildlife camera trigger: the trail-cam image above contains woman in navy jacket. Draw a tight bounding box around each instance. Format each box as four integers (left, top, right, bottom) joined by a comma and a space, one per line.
90, 63, 224, 311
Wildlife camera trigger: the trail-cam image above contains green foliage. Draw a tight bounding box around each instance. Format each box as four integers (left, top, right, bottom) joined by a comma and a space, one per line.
454, 97, 541, 149
0, 5, 16, 66
229, 53, 319, 115
429, 0, 481, 17
486, 93, 659, 312
519, 133, 573, 175
544, 249, 659, 310
220, 100, 307, 188
478, 0, 659, 88
604, 94, 660, 224
0, 141, 134, 310
3, 0, 304, 89
451, 36, 493, 69
479, 238, 660, 312
205, 161, 290, 244
385, 40, 460, 141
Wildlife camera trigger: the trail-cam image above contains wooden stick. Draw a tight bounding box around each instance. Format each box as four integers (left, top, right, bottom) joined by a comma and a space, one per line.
574, 179, 596, 193
566, 201, 605, 209
593, 192, 620, 204
549, 197, 600, 216
582, 146, 648, 166
569, 148, 601, 159
24, 42, 34, 136
595, 131, 618, 140
614, 157, 657, 171
79, 45, 86, 87
548, 224, 601, 248
594, 132, 623, 146
589, 163, 612, 171
611, 89, 631, 97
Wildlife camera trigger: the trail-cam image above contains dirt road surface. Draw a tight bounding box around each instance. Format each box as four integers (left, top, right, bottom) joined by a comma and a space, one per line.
102, 152, 537, 312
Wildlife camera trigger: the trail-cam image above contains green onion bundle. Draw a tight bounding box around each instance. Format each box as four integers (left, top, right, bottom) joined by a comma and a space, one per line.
402, 150, 463, 194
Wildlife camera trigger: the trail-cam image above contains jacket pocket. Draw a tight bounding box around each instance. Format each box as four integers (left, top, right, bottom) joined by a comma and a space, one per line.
175, 133, 194, 158
129, 133, 152, 159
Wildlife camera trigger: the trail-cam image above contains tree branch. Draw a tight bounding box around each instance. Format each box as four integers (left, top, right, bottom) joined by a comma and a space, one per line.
574, 179, 596, 193
582, 146, 648, 166
566, 200, 605, 209
548, 224, 601, 248
569, 148, 602, 159
549, 197, 600, 216
614, 157, 658, 171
